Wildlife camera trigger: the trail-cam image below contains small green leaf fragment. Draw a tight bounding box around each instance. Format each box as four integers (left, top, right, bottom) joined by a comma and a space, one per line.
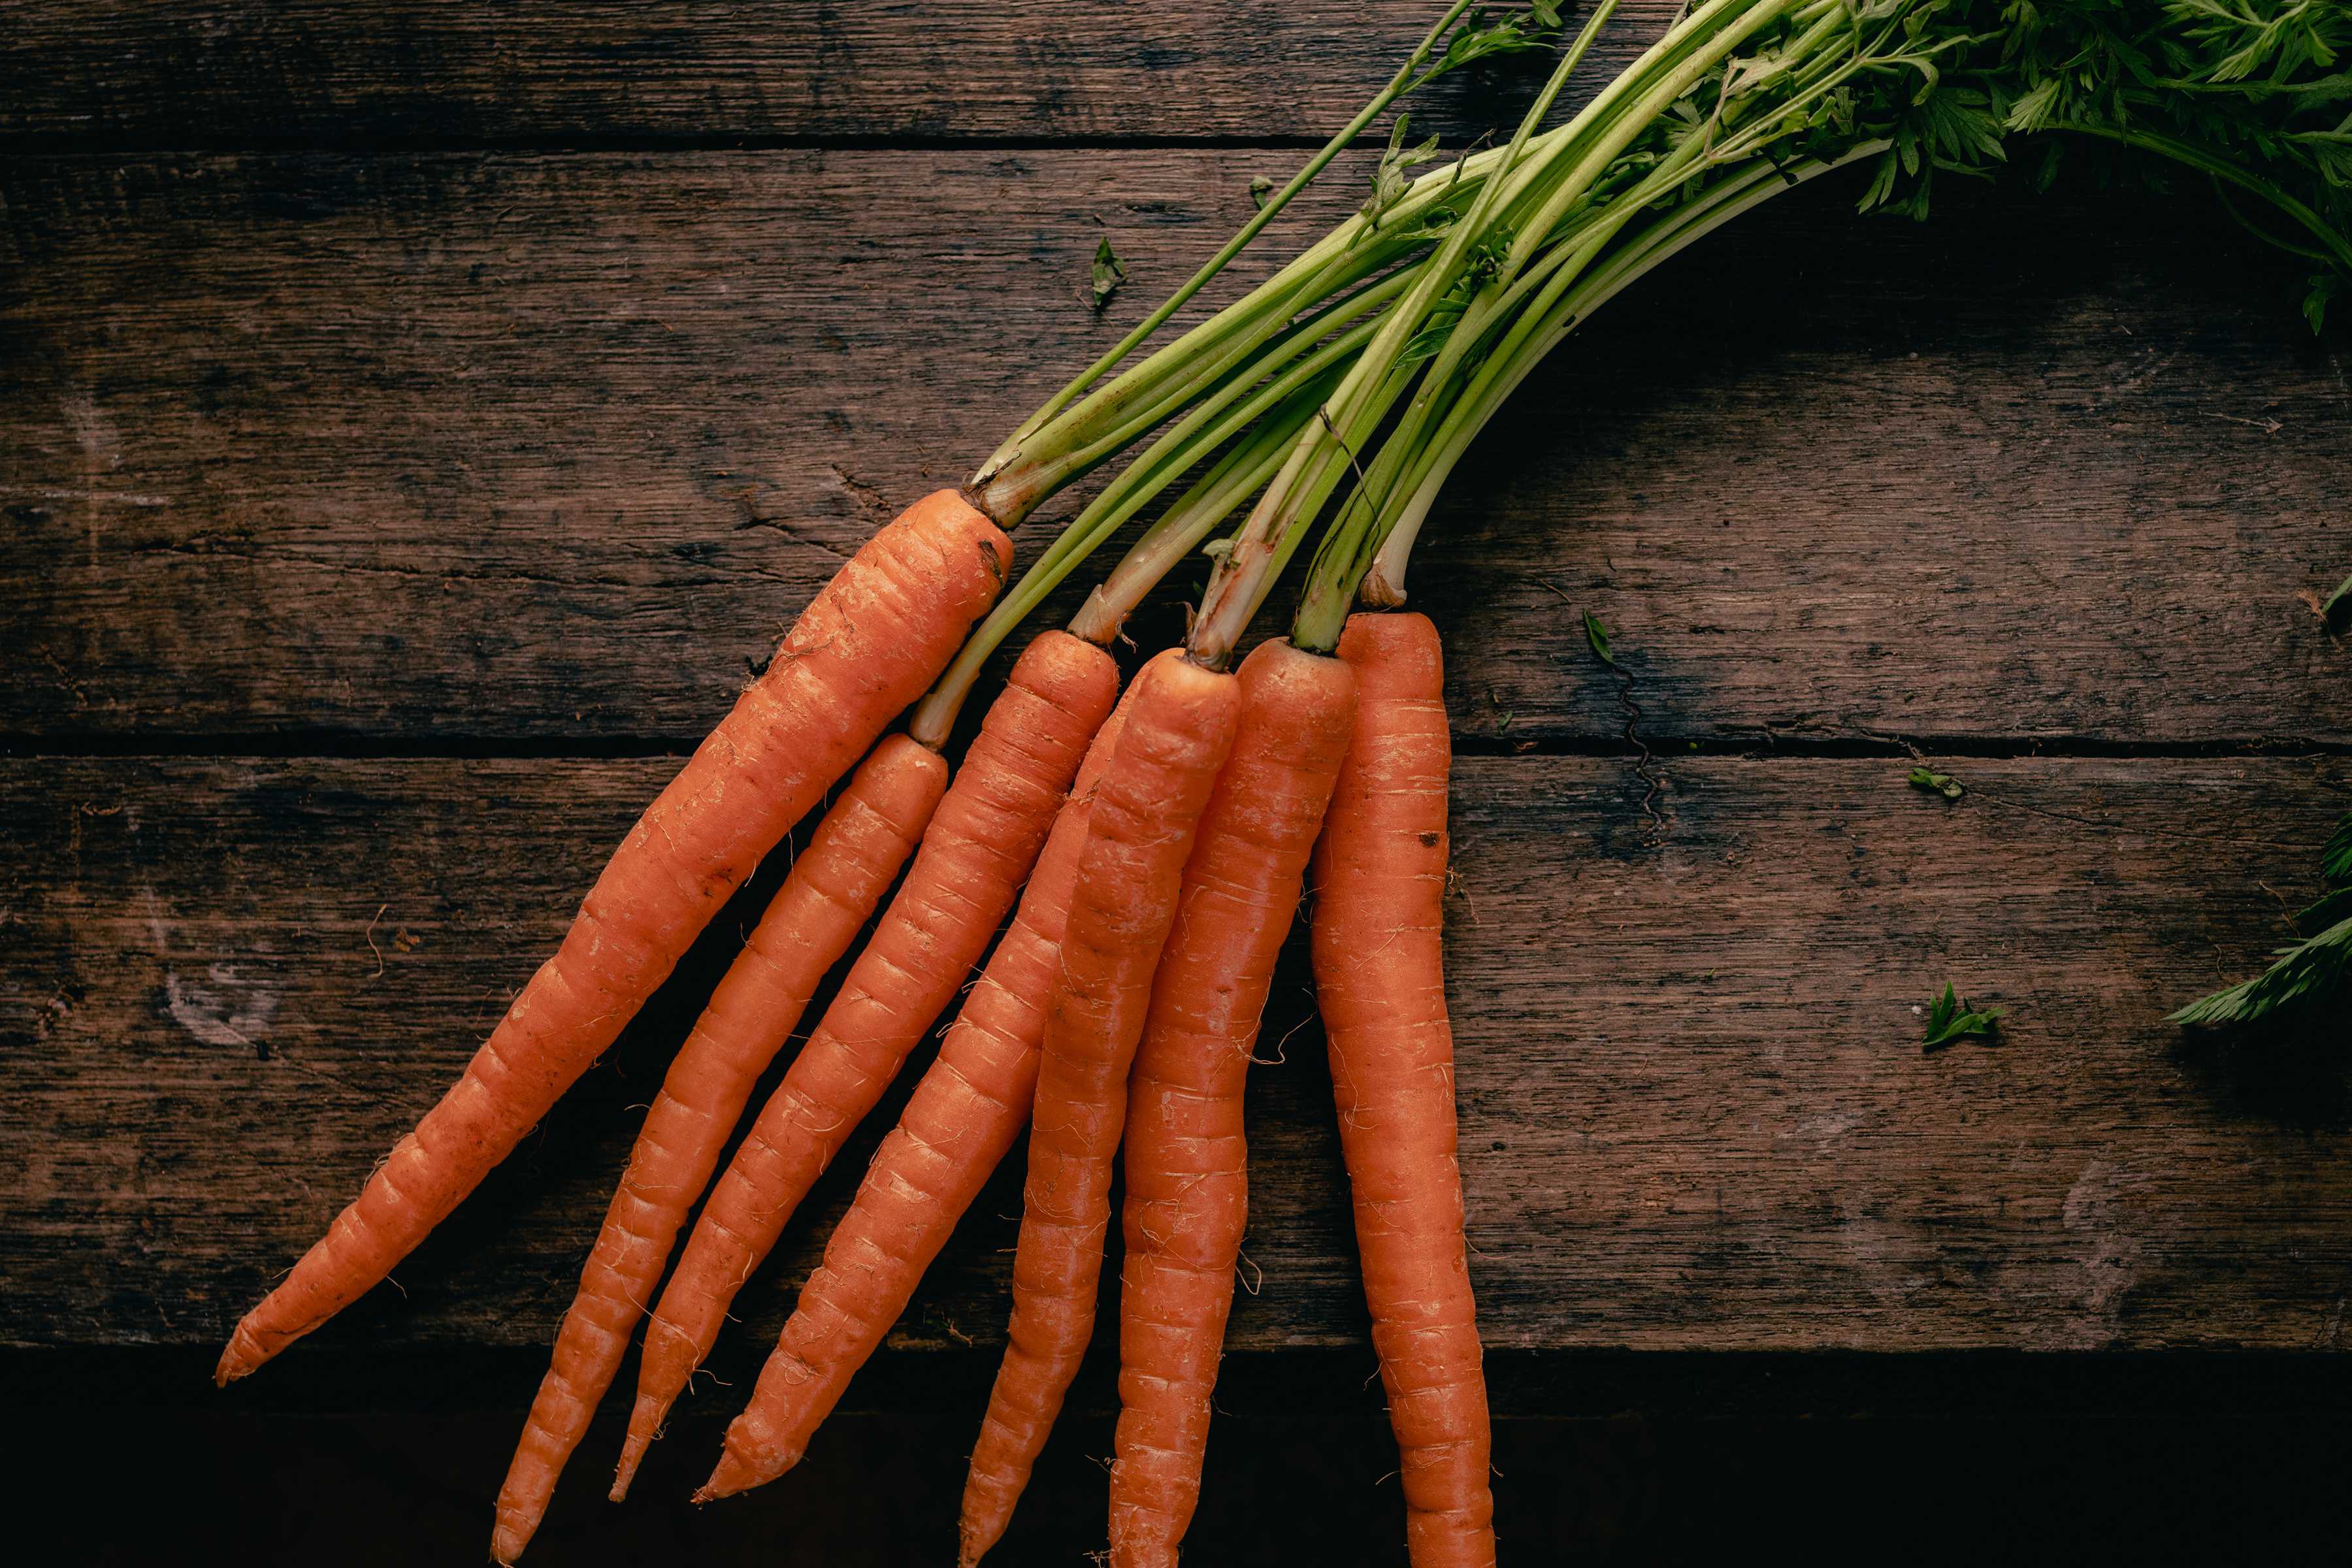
1090, 237, 1126, 310
2323, 811, 2352, 885
1582, 610, 1616, 668
1426, 5, 1558, 81
2322, 572, 2352, 635
2295, 886, 2352, 939
2307, 270, 2340, 336
1923, 983, 2007, 1051
1361, 116, 1445, 231
2029, 138, 2064, 195
1249, 175, 1277, 209
1908, 766, 1965, 801
2169, 916, 2352, 1032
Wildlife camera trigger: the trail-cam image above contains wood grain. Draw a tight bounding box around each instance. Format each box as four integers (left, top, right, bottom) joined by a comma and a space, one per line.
0, 2, 1682, 152
4, 152, 2346, 745
7, 753, 2346, 1365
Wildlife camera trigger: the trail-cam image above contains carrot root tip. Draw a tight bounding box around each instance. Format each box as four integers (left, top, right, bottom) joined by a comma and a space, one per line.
487, 1522, 527, 1565
694, 1448, 760, 1504
212, 1331, 256, 1387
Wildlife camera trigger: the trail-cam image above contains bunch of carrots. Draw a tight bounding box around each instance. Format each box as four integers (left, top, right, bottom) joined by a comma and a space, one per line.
214, 4, 2351, 1563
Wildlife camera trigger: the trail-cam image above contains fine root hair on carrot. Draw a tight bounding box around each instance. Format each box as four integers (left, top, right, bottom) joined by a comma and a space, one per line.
214, 491, 1009, 1390
622, 630, 1118, 1502
1108, 637, 1357, 1568
1314, 611, 1494, 1568
489, 734, 949, 1563
956, 648, 1241, 1566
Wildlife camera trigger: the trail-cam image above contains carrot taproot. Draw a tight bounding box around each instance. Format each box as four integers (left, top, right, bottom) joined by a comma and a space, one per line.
489, 735, 947, 1563
1311, 611, 1492, 1568
1107, 638, 1356, 1567
954, 649, 1241, 1564
619, 629, 1119, 1489
214, 492, 1009, 1387
683, 673, 1136, 1502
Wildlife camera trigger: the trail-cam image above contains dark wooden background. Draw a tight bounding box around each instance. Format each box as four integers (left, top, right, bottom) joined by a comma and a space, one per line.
5, 3, 2350, 1561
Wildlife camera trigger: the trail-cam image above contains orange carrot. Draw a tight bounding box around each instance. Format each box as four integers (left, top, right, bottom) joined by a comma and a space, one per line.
955, 649, 1241, 1564
684, 676, 1136, 1501
1312, 612, 1492, 1568
489, 736, 947, 1563
1107, 638, 1356, 1568
214, 492, 1009, 1387
619, 630, 1119, 1490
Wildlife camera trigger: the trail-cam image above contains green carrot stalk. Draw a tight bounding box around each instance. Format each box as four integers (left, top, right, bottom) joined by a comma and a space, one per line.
1281, 0, 2352, 652
975, 0, 1483, 479
1185, 0, 1640, 667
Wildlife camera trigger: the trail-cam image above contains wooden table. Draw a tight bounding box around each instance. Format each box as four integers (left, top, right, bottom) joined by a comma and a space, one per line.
6, 2, 2349, 1558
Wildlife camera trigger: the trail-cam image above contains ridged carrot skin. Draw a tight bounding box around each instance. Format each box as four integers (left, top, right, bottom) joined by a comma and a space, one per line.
1107, 640, 1356, 1568
489, 736, 948, 1563
621, 631, 1119, 1490
958, 649, 1241, 1567
691, 678, 1136, 1503
214, 491, 1009, 1387
1312, 612, 1492, 1568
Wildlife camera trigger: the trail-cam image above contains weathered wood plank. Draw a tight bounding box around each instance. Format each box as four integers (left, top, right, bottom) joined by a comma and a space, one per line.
5, 152, 2346, 745
0, 2, 1680, 151
5, 753, 2346, 1362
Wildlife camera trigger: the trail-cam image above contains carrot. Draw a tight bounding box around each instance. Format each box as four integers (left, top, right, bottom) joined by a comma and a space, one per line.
1107, 638, 1356, 1567
685, 674, 1137, 1502
214, 492, 1009, 1387
955, 649, 1241, 1565
1311, 611, 1492, 1568
489, 736, 947, 1563
618, 629, 1119, 1489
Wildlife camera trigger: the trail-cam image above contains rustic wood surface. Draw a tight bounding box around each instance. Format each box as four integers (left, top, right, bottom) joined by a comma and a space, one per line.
0, 2, 1682, 150
3, 0, 2349, 1417
6, 755, 2349, 1360
5, 154, 2347, 745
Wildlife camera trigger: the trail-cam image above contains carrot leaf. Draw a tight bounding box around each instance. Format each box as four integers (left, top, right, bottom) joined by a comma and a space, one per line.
1909, 766, 1965, 801
1422, 3, 1565, 84
2322, 811, 2352, 885
1361, 116, 1445, 233
2169, 916, 2352, 1034
1923, 983, 2006, 1051
1582, 609, 1615, 668
2308, 270, 2340, 335
1090, 238, 1127, 311
2296, 887, 2352, 940
2323, 571, 2352, 635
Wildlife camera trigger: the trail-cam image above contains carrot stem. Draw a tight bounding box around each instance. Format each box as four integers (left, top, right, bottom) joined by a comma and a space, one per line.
1185, 0, 1632, 668
974, 0, 1482, 495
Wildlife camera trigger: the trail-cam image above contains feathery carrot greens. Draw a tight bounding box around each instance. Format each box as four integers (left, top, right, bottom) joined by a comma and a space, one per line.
960, 0, 2352, 1030
2173, 810, 2352, 1034
1201, 0, 2352, 659
1924, 983, 2010, 1051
